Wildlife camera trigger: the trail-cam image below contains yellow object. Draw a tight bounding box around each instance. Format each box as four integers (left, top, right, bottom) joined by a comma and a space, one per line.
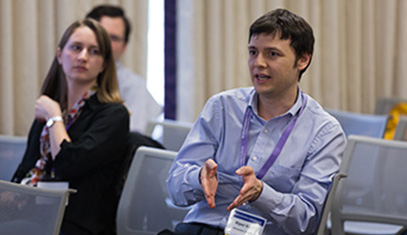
384, 103, 407, 139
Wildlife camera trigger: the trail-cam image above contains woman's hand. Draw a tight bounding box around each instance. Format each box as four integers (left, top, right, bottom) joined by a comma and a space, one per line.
35, 95, 62, 122
35, 95, 70, 159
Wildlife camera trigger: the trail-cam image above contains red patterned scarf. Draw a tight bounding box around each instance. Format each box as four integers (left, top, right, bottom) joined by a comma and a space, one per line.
22, 89, 96, 186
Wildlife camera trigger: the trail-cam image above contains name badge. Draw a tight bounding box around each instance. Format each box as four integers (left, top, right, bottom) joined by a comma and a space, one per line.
224, 208, 266, 235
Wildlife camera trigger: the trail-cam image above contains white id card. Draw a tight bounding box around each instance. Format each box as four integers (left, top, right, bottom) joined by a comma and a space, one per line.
224, 208, 266, 235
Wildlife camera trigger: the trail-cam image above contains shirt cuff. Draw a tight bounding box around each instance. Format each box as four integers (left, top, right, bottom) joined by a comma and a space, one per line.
250, 182, 283, 211
189, 166, 202, 190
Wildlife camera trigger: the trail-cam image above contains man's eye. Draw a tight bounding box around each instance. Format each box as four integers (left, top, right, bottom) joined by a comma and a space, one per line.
249, 50, 257, 56
110, 35, 123, 42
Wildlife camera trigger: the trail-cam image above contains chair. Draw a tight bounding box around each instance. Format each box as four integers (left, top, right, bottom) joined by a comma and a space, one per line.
330, 135, 407, 235
374, 97, 407, 115
327, 109, 388, 138
0, 135, 27, 181
145, 119, 193, 151
317, 172, 347, 235
375, 97, 407, 140
0, 180, 75, 235
393, 116, 407, 141
116, 146, 190, 235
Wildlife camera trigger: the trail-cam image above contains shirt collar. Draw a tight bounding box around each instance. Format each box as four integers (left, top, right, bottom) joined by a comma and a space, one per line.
248, 87, 303, 118
115, 60, 122, 69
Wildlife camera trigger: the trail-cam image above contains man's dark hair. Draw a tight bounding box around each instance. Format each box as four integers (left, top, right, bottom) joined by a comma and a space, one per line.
86, 4, 131, 44
249, 8, 314, 80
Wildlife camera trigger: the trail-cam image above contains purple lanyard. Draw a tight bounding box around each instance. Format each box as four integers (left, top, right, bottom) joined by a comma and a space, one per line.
65, 119, 75, 130
239, 92, 307, 180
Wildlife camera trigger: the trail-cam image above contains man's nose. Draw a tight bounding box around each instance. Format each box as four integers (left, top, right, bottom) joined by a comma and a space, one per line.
254, 53, 266, 67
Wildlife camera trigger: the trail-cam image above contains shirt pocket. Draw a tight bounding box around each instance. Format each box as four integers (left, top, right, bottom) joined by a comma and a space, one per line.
264, 164, 302, 193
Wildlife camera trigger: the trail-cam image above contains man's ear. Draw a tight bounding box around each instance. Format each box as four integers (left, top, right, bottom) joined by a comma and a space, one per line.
297, 54, 311, 71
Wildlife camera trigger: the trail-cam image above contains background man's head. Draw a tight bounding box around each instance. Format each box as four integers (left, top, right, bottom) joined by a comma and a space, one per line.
86, 5, 131, 61
249, 9, 314, 81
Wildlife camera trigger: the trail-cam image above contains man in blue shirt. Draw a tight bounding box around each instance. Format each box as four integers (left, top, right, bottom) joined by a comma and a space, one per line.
86, 5, 162, 134
167, 8, 346, 235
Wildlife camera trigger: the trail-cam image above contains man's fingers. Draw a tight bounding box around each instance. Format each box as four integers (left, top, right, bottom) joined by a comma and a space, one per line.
227, 194, 252, 211
201, 159, 218, 208
227, 183, 252, 211
228, 166, 263, 211
205, 159, 218, 174
202, 180, 217, 208
235, 166, 254, 176
227, 195, 242, 211
206, 195, 216, 208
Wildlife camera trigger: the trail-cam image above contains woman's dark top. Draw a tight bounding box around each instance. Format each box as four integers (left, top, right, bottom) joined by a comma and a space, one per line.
12, 94, 129, 235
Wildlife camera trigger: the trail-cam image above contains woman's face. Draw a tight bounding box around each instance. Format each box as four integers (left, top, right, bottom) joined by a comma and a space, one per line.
57, 26, 105, 86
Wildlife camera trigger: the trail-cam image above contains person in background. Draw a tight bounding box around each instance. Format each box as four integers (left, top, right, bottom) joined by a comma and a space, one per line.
12, 18, 129, 235
166, 8, 346, 235
86, 4, 162, 134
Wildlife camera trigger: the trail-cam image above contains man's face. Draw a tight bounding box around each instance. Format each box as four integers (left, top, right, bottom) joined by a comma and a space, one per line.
248, 33, 310, 100
99, 16, 127, 61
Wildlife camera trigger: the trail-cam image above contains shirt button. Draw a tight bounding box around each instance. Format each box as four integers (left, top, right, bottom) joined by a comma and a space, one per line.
264, 129, 269, 133
252, 156, 258, 161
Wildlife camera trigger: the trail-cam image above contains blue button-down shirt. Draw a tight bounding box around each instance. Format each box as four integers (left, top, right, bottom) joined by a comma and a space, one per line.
167, 87, 346, 234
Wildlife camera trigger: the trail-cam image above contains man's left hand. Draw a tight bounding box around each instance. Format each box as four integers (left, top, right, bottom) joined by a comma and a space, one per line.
227, 166, 263, 211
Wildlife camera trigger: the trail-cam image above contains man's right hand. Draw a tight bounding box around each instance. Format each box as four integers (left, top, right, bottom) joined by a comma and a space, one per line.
200, 159, 218, 208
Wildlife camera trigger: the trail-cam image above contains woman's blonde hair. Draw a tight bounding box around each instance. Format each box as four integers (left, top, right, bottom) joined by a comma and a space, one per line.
41, 18, 122, 110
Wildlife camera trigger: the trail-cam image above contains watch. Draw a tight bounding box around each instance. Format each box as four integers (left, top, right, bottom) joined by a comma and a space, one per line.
46, 116, 63, 128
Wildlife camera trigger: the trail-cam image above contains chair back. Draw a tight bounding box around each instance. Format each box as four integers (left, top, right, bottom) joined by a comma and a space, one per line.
393, 115, 407, 141
0, 135, 27, 181
116, 146, 189, 235
0, 180, 75, 235
374, 97, 407, 115
330, 135, 407, 235
316, 172, 347, 235
145, 119, 193, 151
327, 109, 388, 138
